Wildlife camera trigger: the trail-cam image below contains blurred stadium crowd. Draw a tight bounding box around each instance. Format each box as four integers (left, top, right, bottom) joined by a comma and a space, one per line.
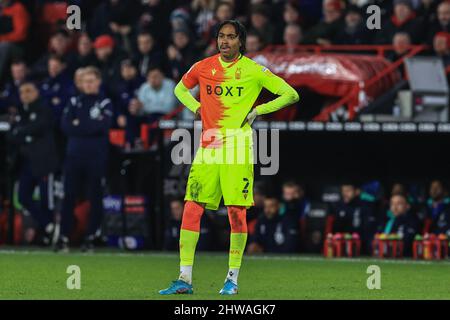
2, 0, 450, 143
1, 0, 450, 254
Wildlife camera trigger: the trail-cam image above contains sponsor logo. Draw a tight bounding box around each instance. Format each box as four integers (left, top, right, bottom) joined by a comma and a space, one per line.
206, 85, 243, 96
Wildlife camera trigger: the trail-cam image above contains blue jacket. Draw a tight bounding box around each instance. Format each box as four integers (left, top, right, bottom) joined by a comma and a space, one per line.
61, 94, 113, 161
252, 214, 300, 253
41, 72, 75, 124
426, 198, 450, 236
113, 76, 144, 117
0, 81, 22, 111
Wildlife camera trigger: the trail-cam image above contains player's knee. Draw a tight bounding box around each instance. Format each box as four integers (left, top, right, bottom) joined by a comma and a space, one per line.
228, 206, 247, 233
181, 201, 205, 232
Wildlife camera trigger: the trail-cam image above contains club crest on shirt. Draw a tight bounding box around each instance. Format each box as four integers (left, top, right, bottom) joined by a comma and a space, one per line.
211, 68, 217, 76
90, 105, 100, 119
235, 68, 241, 79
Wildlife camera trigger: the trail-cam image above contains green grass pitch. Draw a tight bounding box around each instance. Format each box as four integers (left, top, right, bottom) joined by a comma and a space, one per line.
0, 249, 449, 299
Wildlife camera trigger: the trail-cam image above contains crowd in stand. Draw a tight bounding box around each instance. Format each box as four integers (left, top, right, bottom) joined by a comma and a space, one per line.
2, 0, 450, 147
163, 179, 450, 256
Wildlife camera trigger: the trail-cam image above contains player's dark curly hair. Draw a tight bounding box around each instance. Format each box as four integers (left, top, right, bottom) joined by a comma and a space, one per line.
216, 19, 247, 54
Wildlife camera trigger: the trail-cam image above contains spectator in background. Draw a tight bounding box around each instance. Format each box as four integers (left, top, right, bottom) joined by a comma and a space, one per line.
135, 67, 177, 120
245, 31, 264, 54
280, 180, 310, 219
92, 34, 125, 89
334, 5, 371, 44
332, 182, 376, 254
167, 28, 198, 81
32, 29, 76, 80
302, 0, 345, 45
391, 182, 408, 197
387, 32, 411, 76
169, 7, 192, 34
249, 4, 274, 46
375, 0, 424, 44
433, 32, 450, 67
112, 59, 144, 143
74, 33, 95, 69
7, 81, 58, 246
58, 66, 113, 252
247, 196, 300, 254
390, 182, 416, 206
283, 23, 303, 53
417, 0, 439, 25
87, 0, 140, 41
107, 0, 139, 55
40, 55, 75, 125
425, 180, 450, 236
137, 0, 171, 47
191, 0, 216, 49
392, 31, 412, 58
0, 58, 27, 113
73, 67, 87, 94
376, 193, 419, 256
204, 1, 234, 56
134, 31, 165, 78
426, 1, 450, 45
0, 0, 30, 80
273, 1, 304, 44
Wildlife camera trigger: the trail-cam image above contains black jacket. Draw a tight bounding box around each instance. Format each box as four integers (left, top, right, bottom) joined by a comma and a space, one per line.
426, 199, 450, 236
374, 15, 425, 44
7, 98, 59, 176
377, 210, 420, 256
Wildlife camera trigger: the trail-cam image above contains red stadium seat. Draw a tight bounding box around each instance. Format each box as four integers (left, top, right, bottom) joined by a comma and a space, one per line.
109, 129, 126, 147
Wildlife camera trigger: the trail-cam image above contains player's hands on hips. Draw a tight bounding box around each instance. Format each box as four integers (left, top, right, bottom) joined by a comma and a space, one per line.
246, 109, 258, 126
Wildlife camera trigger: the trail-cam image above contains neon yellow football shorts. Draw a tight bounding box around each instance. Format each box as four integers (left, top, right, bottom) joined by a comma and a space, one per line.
184, 145, 254, 210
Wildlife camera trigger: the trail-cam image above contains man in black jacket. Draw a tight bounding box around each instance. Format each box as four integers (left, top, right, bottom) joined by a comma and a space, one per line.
247, 196, 300, 254
7, 81, 59, 245
426, 1, 450, 45
425, 180, 450, 237
374, 0, 424, 44
377, 194, 420, 256
332, 182, 376, 254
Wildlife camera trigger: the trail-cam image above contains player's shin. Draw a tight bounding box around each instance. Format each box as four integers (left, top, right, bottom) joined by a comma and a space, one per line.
179, 201, 204, 284
227, 206, 248, 285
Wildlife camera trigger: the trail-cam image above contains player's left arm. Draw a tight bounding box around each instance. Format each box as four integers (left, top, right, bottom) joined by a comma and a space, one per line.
257, 67, 299, 115
247, 67, 299, 124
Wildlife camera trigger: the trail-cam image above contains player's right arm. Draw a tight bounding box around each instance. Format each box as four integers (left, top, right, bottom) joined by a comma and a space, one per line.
174, 62, 201, 114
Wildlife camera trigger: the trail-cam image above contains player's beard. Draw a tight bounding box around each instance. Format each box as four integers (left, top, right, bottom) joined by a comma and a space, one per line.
220, 45, 239, 61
